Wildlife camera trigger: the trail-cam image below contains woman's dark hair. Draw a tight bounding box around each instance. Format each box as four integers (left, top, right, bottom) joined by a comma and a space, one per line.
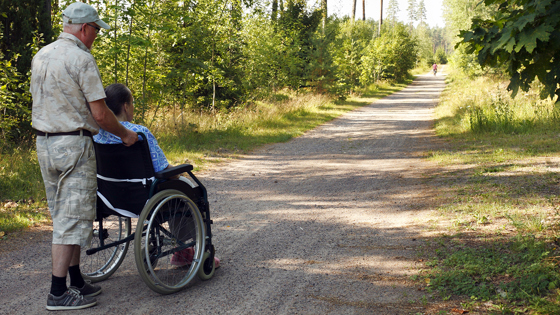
104, 83, 132, 116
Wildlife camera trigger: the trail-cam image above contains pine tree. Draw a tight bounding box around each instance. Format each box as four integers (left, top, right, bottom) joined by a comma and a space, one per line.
386, 0, 400, 23
417, 0, 427, 26
407, 0, 416, 29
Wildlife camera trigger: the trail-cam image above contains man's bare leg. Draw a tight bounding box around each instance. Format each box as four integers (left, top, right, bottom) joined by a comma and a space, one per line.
52, 244, 78, 277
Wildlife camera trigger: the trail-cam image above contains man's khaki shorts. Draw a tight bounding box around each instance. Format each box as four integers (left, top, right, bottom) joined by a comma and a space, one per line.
36, 134, 97, 246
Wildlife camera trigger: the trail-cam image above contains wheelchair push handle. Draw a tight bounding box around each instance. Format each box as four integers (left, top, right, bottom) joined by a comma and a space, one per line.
136, 132, 147, 141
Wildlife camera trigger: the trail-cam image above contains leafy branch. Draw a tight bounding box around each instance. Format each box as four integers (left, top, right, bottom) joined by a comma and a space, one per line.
458, 0, 560, 101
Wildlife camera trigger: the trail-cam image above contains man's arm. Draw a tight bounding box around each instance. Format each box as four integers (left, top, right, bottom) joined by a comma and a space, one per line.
89, 99, 138, 146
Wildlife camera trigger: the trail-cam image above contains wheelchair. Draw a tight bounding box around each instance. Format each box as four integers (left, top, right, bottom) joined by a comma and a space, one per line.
79, 132, 216, 294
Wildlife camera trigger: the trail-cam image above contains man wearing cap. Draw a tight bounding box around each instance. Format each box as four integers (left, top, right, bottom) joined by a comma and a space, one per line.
30, 2, 138, 311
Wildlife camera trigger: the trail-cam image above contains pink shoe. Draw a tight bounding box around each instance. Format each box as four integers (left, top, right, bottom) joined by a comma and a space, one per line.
214, 257, 221, 269
170, 247, 194, 266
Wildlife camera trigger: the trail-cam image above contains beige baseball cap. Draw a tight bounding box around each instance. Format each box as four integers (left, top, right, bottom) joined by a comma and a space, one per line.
62, 2, 110, 30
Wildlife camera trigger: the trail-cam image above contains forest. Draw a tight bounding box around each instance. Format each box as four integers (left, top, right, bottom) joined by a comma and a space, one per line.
0, 0, 449, 147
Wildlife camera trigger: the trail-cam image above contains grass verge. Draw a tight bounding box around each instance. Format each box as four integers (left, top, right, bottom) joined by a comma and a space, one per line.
0, 80, 410, 236
418, 69, 560, 314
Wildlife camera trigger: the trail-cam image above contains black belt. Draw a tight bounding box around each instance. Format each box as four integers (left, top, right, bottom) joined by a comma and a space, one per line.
36, 130, 92, 138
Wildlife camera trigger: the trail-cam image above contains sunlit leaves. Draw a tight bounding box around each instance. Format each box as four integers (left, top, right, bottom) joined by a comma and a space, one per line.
459, 0, 560, 101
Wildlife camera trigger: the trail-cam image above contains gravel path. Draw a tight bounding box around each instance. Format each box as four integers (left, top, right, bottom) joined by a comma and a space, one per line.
0, 69, 446, 314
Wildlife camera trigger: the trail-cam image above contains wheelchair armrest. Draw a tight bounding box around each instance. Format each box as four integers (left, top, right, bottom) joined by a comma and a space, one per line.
155, 164, 194, 179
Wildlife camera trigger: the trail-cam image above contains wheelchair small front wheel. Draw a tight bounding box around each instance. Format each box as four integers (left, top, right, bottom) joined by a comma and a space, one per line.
197, 251, 216, 280
134, 190, 205, 294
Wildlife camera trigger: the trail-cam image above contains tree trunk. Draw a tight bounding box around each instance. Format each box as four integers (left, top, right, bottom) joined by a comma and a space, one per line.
352, 0, 357, 21
113, 0, 118, 83
125, 3, 134, 86
321, 0, 327, 32
378, 0, 383, 36
362, 0, 365, 21
39, 0, 53, 44
272, 0, 278, 21
142, 0, 156, 122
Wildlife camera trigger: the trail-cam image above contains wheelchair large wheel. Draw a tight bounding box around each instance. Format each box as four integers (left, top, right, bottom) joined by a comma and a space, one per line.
134, 190, 206, 294
81, 215, 131, 282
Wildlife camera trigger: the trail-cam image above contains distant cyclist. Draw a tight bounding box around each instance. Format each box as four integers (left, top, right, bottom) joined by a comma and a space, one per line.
432, 63, 438, 75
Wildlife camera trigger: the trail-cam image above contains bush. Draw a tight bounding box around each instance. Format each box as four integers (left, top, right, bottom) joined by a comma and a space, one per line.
0, 54, 33, 146
435, 47, 447, 64
360, 22, 417, 84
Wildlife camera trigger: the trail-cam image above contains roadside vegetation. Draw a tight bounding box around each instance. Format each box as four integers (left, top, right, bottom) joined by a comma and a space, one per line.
419, 68, 560, 314
414, 0, 560, 312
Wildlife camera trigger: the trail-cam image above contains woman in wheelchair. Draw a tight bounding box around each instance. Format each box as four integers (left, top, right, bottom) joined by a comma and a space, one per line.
93, 83, 219, 269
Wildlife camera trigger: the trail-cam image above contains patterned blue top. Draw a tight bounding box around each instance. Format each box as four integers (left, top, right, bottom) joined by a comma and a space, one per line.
93, 121, 169, 172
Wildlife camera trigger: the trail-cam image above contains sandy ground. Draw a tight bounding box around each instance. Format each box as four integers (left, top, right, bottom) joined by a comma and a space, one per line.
0, 69, 447, 314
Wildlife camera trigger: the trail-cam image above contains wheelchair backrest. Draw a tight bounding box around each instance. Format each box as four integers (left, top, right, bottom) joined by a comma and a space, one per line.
94, 136, 154, 218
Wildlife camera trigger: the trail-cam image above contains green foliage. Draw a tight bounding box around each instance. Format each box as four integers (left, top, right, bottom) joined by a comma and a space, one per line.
360, 23, 417, 84
0, 55, 32, 144
306, 29, 342, 98
427, 235, 560, 302
415, 24, 435, 67
443, 0, 494, 39
437, 70, 559, 136
448, 44, 484, 77
434, 47, 447, 64
0, 0, 52, 145
426, 68, 560, 312
332, 19, 375, 91
0, 0, 437, 146
417, 0, 427, 25
0, 26, 41, 145
459, 0, 560, 101
276, 1, 322, 89
0, 0, 53, 74
386, 0, 400, 23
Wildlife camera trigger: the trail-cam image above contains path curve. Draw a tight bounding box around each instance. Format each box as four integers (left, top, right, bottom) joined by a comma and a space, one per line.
0, 69, 446, 314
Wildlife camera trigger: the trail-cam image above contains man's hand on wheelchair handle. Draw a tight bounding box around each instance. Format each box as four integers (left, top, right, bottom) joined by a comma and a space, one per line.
122, 129, 139, 146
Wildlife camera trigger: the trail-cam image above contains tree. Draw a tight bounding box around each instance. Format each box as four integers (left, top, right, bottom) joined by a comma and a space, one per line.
361, 22, 417, 83
415, 23, 435, 66
333, 19, 375, 88
459, 0, 560, 101
386, 0, 399, 24
407, 0, 416, 29
443, 0, 493, 41
417, 0, 426, 26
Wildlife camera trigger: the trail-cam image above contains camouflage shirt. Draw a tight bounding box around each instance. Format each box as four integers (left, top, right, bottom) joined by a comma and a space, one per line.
30, 32, 106, 134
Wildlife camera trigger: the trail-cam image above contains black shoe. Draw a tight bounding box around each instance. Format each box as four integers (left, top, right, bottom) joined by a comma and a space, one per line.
71, 280, 101, 297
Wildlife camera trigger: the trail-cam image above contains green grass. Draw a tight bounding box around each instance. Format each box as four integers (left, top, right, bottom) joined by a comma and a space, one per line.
0, 146, 50, 234
0, 81, 409, 235
420, 69, 560, 313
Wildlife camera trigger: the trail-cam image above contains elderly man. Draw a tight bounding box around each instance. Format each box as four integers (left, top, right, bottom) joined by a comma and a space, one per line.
30, 2, 138, 311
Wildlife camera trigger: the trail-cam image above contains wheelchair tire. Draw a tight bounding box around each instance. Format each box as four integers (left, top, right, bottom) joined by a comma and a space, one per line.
197, 251, 216, 280
134, 189, 206, 294
81, 215, 131, 283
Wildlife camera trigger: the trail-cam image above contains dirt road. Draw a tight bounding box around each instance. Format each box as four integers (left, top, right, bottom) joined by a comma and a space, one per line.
0, 69, 446, 314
